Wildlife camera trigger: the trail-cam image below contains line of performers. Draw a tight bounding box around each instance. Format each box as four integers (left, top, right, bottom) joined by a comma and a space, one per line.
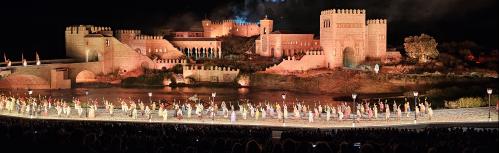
0, 94, 445, 124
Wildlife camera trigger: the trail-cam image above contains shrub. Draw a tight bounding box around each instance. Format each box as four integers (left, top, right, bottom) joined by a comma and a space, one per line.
444, 97, 486, 109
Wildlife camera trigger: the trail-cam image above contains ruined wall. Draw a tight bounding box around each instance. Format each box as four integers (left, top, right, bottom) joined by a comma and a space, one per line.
105, 38, 155, 72
117, 34, 183, 60
183, 65, 239, 83
263, 51, 326, 73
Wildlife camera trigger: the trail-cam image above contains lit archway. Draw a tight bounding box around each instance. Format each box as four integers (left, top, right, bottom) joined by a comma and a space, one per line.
343, 47, 356, 68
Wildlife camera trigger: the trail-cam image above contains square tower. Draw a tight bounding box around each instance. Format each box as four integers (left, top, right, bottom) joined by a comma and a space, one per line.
366, 19, 387, 59
320, 9, 367, 68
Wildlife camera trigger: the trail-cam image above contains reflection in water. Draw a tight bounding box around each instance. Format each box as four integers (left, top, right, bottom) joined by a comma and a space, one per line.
237, 87, 249, 95
1, 87, 345, 106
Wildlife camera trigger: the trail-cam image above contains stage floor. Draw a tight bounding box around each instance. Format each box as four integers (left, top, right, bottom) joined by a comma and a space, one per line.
1, 107, 498, 129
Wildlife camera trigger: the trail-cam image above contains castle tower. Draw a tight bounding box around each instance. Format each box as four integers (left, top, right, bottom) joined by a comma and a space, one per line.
320, 9, 367, 68
202, 19, 212, 37
256, 16, 274, 57
366, 19, 387, 59
259, 15, 273, 35
65, 25, 90, 61
115, 30, 141, 46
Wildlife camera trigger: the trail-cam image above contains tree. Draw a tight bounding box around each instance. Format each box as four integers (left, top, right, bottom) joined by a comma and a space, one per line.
404, 34, 439, 63
171, 64, 183, 74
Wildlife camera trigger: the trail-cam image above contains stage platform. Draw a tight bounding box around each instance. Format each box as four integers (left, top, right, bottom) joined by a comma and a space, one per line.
1, 107, 498, 130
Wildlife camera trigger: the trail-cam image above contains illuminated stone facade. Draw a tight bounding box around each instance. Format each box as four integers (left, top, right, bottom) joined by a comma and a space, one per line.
201, 19, 260, 38
260, 8, 388, 71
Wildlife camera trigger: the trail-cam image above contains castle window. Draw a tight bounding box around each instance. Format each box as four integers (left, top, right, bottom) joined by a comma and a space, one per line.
105, 39, 110, 47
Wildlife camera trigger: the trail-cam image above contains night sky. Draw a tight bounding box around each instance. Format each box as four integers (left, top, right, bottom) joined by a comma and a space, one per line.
0, 0, 497, 60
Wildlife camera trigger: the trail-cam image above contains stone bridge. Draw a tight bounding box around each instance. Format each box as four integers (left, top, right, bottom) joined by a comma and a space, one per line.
0, 61, 104, 89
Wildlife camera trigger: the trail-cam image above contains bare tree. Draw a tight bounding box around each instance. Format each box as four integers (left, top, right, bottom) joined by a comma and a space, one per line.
404, 34, 439, 63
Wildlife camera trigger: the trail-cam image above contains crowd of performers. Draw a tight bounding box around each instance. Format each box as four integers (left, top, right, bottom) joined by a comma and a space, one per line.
0, 93, 455, 124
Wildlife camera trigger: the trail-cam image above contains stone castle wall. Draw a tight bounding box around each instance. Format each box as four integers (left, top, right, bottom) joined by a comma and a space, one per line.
154, 59, 187, 70
263, 51, 326, 73
182, 65, 239, 83
0, 62, 103, 89
202, 19, 260, 38
170, 38, 222, 59
115, 30, 183, 60
256, 34, 320, 58
65, 25, 157, 73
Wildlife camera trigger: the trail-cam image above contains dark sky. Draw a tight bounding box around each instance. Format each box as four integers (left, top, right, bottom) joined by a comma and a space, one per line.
0, 0, 497, 60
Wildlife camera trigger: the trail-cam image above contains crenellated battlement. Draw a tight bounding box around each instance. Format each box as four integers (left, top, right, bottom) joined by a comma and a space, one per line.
133, 35, 164, 40
65, 25, 112, 34
183, 65, 239, 72
208, 20, 258, 26
283, 56, 298, 61
282, 51, 324, 62
235, 22, 258, 26
89, 26, 111, 33
65, 25, 88, 34
321, 9, 366, 15
305, 50, 324, 56
115, 30, 141, 34
154, 59, 186, 64
367, 19, 387, 24
210, 20, 234, 25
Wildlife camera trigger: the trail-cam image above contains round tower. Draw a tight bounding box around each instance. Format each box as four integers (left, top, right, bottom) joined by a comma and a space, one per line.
259, 15, 273, 35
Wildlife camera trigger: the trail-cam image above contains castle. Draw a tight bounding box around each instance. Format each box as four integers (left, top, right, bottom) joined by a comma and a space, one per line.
64, 25, 237, 80
0, 24, 239, 89
258, 9, 389, 71
0, 8, 396, 89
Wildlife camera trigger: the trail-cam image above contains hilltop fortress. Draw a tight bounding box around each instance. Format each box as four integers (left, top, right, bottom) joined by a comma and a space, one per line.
0, 8, 398, 89
62, 8, 394, 79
